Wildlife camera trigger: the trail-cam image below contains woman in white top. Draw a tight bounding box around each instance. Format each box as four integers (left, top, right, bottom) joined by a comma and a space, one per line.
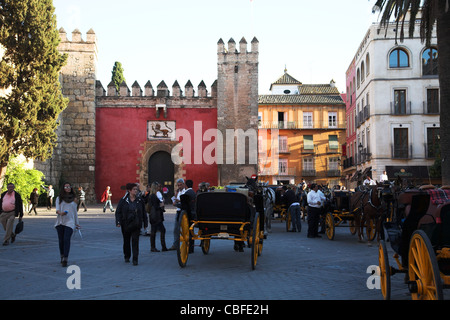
55, 182, 80, 267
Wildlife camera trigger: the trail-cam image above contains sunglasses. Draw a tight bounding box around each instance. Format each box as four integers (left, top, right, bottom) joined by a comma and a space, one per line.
64, 186, 72, 189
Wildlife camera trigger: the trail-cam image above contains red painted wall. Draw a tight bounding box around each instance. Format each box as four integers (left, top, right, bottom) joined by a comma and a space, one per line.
95, 107, 218, 203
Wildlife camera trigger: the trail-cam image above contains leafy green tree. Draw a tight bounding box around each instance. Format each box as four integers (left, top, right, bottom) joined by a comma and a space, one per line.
0, 0, 68, 185
372, 0, 450, 184
1, 156, 44, 204
111, 61, 125, 93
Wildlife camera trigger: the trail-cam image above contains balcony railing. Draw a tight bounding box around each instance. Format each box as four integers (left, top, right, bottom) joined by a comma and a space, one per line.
302, 169, 316, 177
327, 170, 341, 177
258, 121, 345, 130
343, 156, 354, 169
390, 101, 411, 115
391, 143, 412, 159
259, 167, 296, 176
423, 101, 440, 114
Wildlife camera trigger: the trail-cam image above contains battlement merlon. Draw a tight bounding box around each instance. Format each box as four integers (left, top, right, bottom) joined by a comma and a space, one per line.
96, 80, 218, 98
58, 28, 98, 58
217, 37, 259, 62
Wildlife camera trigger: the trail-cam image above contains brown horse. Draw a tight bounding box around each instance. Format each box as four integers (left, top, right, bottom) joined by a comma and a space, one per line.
350, 185, 385, 243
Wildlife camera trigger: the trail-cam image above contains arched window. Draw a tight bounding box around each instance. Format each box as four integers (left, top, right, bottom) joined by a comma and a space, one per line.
366, 54, 370, 76
422, 47, 438, 76
389, 48, 409, 68
357, 68, 360, 88
361, 62, 365, 83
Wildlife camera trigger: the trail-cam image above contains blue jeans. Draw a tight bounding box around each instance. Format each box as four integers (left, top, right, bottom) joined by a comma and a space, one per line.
289, 204, 302, 232
103, 200, 114, 212
55, 225, 73, 258
172, 210, 181, 247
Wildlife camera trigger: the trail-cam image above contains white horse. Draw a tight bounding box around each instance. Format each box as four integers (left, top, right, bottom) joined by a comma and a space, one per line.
262, 183, 276, 233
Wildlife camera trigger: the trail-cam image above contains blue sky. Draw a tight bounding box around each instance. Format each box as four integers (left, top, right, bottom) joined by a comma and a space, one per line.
52, 0, 380, 95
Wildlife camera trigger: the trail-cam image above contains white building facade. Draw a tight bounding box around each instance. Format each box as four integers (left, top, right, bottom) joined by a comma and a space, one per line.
351, 19, 439, 184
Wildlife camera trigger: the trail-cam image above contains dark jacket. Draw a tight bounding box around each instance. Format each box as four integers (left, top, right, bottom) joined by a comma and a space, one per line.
178, 188, 196, 218
149, 193, 164, 224
30, 191, 39, 205
115, 195, 148, 229
283, 189, 298, 207
0, 191, 24, 218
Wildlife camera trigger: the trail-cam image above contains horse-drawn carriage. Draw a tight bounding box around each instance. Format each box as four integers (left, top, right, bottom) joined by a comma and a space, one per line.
324, 187, 379, 241
176, 183, 265, 270
378, 186, 450, 299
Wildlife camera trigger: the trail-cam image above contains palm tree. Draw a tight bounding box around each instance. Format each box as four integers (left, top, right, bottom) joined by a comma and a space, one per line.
372, 0, 450, 185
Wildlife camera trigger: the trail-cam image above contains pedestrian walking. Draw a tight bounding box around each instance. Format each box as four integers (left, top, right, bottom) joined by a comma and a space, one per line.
77, 187, 87, 212
43, 184, 54, 210
148, 182, 167, 252
55, 182, 80, 267
101, 186, 114, 212
115, 183, 148, 265
0, 183, 24, 245
29, 188, 39, 215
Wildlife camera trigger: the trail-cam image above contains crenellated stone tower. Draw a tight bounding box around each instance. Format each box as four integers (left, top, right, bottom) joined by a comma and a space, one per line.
217, 37, 259, 185
37, 31, 259, 202
35, 28, 97, 202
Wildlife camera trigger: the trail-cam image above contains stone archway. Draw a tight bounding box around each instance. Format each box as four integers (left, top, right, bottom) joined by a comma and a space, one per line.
138, 141, 185, 191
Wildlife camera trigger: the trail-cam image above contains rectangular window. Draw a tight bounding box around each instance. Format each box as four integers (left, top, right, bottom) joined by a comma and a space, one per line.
328, 135, 338, 150
393, 128, 409, 158
303, 112, 313, 128
278, 159, 288, 175
427, 89, 439, 114
303, 157, 314, 170
427, 127, 440, 158
394, 90, 407, 114
279, 136, 288, 153
328, 112, 337, 128
304, 135, 314, 150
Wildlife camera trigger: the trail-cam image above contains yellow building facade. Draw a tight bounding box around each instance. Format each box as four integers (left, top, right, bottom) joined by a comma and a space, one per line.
258, 71, 346, 186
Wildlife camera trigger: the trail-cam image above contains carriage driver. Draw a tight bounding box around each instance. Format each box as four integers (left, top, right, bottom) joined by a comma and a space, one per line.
307, 183, 325, 238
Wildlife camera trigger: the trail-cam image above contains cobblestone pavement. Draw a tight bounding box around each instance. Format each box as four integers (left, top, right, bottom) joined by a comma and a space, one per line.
0, 204, 445, 303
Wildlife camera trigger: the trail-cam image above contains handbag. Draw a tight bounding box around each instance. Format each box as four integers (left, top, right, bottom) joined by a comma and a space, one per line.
150, 206, 161, 225
15, 220, 24, 234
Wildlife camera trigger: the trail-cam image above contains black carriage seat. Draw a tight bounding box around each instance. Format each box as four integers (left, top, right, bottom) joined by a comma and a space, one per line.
398, 194, 431, 265
333, 191, 350, 211
196, 192, 251, 222
195, 192, 253, 236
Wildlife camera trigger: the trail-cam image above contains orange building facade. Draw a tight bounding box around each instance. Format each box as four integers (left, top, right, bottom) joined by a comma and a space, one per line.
258, 71, 346, 187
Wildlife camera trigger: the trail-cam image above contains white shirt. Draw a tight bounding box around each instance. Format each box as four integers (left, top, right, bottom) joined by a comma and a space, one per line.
379, 173, 388, 182
55, 197, 79, 230
364, 179, 377, 185
307, 190, 325, 208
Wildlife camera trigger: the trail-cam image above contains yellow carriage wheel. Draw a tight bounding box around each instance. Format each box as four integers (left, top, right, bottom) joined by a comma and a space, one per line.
177, 211, 190, 268
325, 212, 335, 240
201, 239, 210, 255
408, 230, 443, 300
251, 212, 260, 270
378, 240, 391, 300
